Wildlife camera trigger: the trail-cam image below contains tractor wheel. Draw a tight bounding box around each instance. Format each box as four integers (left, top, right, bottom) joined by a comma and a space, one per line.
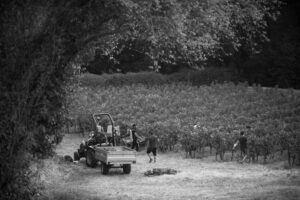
86, 149, 97, 168
101, 162, 109, 175
74, 151, 80, 161
123, 164, 131, 174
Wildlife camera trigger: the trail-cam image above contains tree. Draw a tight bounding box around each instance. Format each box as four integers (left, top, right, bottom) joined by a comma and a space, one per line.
240, 0, 300, 88
0, 0, 136, 199
83, 0, 282, 73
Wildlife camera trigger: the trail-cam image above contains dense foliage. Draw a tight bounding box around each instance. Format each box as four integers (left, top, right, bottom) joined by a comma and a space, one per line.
82, 0, 282, 73
239, 0, 300, 89
0, 1, 71, 199
0, 0, 133, 199
84, 0, 300, 90
69, 82, 300, 162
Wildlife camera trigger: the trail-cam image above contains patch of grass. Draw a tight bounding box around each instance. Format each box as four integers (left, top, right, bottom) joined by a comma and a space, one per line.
42, 189, 105, 200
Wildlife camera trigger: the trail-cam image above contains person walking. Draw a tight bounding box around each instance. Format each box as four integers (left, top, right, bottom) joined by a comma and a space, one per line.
147, 131, 158, 163
233, 131, 248, 163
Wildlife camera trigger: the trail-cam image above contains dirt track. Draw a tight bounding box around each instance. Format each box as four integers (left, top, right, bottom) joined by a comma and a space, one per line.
42, 134, 300, 200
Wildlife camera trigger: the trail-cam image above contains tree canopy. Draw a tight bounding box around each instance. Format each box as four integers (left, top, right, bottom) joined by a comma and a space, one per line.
77, 0, 282, 71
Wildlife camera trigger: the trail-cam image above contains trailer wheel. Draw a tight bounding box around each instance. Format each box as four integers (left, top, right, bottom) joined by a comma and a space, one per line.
74, 151, 80, 161
123, 164, 131, 174
101, 162, 109, 175
86, 149, 97, 168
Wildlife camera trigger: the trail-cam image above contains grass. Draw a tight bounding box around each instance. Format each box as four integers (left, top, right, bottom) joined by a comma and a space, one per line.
39, 134, 300, 200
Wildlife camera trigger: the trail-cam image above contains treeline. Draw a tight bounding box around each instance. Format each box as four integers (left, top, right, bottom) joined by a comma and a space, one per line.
84, 0, 300, 89
236, 0, 300, 89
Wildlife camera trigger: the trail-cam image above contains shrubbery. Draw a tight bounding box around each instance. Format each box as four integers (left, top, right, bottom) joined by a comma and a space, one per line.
79, 68, 235, 88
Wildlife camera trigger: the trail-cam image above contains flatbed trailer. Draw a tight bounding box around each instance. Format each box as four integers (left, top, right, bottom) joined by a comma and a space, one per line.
86, 145, 136, 174
74, 113, 137, 174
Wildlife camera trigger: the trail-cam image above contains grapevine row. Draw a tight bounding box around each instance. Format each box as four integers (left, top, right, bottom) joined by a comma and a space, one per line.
68, 82, 300, 164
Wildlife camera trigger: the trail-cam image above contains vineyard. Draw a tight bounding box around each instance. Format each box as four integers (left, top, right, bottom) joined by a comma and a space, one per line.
68, 81, 300, 165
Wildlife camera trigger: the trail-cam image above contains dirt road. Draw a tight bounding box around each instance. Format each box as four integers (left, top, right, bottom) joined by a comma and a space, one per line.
42, 134, 300, 200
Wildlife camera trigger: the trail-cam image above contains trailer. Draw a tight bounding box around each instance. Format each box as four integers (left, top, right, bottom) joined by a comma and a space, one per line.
86, 145, 136, 174
74, 113, 137, 174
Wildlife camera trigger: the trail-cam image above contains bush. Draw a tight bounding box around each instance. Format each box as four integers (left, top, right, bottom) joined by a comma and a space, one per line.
79, 68, 235, 87
0, 153, 44, 200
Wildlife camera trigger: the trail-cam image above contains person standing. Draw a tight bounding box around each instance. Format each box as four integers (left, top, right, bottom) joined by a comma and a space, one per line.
147, 131, 158, 163
233, 131, 248, 163
130, 124, 140, 151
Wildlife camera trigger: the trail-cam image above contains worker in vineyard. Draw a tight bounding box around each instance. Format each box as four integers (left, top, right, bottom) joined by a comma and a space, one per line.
233, 131, 248, 163
130, 124, 142, 151
146, 131, 158, 163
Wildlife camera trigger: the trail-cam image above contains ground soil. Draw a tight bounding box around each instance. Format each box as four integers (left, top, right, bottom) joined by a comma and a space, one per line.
41, 134, 300, 200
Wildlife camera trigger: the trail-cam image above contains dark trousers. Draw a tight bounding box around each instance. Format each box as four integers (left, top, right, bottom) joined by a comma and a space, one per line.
131, 140, 139, 151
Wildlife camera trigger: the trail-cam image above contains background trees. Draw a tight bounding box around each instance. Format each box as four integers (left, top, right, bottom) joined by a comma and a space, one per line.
239, 0, 300, 88
83, 0, 282, 74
